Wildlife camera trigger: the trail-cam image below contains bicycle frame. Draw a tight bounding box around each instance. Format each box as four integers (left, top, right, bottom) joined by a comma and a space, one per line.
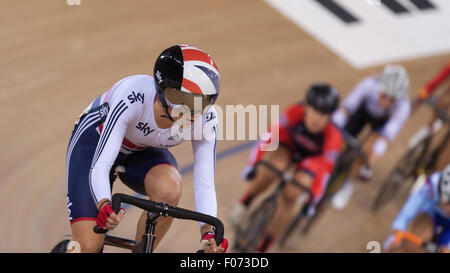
403, 104, 449, 185
101, 211, 160, 253
415, 101, 450, 174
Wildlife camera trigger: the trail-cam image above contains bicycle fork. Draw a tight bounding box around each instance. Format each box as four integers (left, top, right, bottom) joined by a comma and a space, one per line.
133, 211, 160, 253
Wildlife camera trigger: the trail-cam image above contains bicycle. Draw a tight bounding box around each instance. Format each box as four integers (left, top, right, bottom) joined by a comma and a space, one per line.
50, 193, 224, 253
386, 230, 449, 253
371, 103, 449, 212
278, 131, 367, 247
232, 159, 313, 253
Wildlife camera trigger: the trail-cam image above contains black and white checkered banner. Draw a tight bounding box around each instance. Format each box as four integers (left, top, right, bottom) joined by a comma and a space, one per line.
265, 0, 450, 68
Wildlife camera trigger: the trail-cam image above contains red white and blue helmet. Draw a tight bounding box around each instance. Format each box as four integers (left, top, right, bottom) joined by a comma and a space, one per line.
153, 44, 220, 118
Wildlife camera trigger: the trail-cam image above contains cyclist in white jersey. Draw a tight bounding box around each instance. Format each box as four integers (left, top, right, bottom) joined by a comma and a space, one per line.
66, 45, 228, 252
331, 65, 411, 209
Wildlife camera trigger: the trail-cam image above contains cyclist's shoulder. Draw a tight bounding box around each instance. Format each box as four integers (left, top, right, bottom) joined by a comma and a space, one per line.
356, 75, 379, 88
324, 122, 343, 144
110, 74, 156, 101
427, 172, 441, 187
349, 76, 379, 98
417, 172, 441, 197
283, 102, 305, 119
116, 74, 155, 90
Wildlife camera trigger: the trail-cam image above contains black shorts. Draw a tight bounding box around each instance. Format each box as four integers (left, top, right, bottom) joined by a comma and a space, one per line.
66, 110, 179, 224
344, 101, 389, 137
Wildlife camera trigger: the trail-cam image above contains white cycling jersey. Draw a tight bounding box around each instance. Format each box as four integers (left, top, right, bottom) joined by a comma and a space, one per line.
80, 74, 219, 219
332, 76, 411, 141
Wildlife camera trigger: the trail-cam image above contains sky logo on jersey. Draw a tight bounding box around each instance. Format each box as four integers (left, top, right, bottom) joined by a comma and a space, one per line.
205, 111, 216, 122
127, 91, 144, 104
99, 103, 109, 118
136, 122, 154, 136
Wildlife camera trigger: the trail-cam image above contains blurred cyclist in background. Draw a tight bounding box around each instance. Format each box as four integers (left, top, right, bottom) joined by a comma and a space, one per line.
384, 163, 450, 252
228, 83, 342, 252
411, 61, 450, 171
330, 65, 411, 210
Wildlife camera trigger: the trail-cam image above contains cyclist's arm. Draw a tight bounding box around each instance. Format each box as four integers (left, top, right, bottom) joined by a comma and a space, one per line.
370, 99, 411, 161
90, 80, 144, 206
332, 77, 373, 128
391, 180, 434, 232
191, 112, 219, 227
279, 103, 305, 129
321, 125, 342, 170
244, 104, 303, 167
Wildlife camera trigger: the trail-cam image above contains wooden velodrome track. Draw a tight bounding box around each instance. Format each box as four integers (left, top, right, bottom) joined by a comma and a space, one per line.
0, 0, 449, 252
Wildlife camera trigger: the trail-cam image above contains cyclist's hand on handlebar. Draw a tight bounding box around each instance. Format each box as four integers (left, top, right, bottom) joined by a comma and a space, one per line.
201, 232, 229, 253
96, 201, 125, 230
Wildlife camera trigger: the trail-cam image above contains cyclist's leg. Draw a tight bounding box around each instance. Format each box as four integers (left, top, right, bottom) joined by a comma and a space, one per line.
266, 171, 313, 234
228, 142, 292, 228
331, 122, 376, 209
118, 147, 181, 250
342, 102, 378, 178
66, 123, 106, 253
343, 102, 370, 137
238, 123, 295, 207
138, 164, 181, 248
359, 132, 381, 172
258, 157, 327, 251
70, 221, 105, 253
241, 145, 292, 205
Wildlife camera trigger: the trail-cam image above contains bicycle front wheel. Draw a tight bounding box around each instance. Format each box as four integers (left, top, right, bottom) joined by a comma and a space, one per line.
371, 169, 406, 211
49, 235, 72, 253
233, 197, 277, 253
278, 203, 309, 248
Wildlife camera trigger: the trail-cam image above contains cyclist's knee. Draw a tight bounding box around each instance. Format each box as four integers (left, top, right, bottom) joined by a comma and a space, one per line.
76, 238, 104, 253
280, 171, 314, 204
145, 165, 182, 206
156, 185, 181, 206
281, 183, 305, 205
262, 146, 291, 170
71, 221, 104, 253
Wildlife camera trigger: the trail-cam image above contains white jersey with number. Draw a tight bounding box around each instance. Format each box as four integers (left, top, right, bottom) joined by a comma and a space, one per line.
81, 74, 219, 218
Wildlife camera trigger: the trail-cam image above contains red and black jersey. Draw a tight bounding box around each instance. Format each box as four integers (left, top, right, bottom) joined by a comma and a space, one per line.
249, 103, 342, 172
